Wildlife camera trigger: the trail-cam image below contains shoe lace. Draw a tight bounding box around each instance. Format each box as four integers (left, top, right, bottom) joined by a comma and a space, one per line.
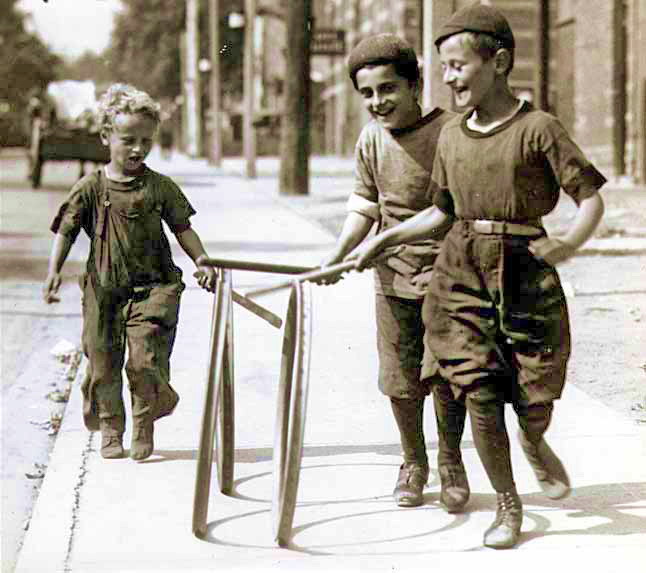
497, 492, 522, 524
401, 462, 428, 484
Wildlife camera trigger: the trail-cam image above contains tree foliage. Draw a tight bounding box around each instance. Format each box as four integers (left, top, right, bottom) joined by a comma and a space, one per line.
106, 0, 243, 104
60, 51, 115, 90
0, 0, 63, 144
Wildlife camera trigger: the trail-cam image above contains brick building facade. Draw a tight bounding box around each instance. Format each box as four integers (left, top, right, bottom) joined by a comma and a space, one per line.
309, 0, 645, 183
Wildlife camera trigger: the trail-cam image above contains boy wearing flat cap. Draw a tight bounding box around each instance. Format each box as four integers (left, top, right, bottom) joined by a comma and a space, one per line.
321, 33, 470, 513
351, 3, 605, 549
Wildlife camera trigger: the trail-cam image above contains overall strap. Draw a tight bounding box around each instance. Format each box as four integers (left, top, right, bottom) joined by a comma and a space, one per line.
96, 168, 110, 240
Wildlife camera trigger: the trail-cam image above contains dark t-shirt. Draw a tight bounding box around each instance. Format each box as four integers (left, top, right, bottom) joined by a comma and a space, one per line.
51, 166, 196, 286
431, 101, 607, 221
352, 107, 455, 299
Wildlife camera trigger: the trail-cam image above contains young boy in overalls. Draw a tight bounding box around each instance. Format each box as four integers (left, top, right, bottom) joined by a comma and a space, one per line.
321, 34, 470, 512
351, 5, 605, 549
43, 84, 217, 461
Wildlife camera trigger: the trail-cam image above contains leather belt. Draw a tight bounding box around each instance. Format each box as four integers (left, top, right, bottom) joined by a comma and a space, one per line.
470, 219, 543, 237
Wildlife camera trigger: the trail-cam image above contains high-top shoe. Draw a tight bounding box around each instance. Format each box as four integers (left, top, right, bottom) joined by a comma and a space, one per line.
130, 414, 154, 461
153, 383, 179, 421
393, 462, 429, 507
518, 430, 570, 499
438, 462, 470, 513
99, 417, 125, 459
483, 490, 523, 549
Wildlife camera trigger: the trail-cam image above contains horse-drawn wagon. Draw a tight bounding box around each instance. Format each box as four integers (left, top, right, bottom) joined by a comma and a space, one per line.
27, 81, 110, 188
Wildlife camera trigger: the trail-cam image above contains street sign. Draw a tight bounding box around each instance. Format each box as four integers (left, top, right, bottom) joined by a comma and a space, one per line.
311, 28, 345, 56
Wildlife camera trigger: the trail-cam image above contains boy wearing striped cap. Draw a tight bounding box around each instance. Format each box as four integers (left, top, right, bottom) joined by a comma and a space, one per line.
352, 4, 606, 549
321, 33, 469, 513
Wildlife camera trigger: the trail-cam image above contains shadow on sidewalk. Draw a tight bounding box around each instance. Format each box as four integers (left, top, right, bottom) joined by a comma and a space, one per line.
197, 480, 646, 555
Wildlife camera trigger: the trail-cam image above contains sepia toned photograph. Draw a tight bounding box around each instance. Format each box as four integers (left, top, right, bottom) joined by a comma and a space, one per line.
1, 1, 645, 572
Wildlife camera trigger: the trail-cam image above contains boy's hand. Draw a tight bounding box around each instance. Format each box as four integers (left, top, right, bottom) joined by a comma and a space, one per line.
529, 237, 576, 266
348, 236, 386, 271
194, 265, 217, 292
193, 254, 217, 292
315, 252, 345, 285
43, 273, 62, 303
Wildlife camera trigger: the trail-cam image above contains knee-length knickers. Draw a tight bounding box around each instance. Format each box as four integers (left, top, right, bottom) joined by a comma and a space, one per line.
423, 221, 571, 405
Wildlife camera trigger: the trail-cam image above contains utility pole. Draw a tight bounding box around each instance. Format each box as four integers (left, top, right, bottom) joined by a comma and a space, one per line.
536, 0, 550, 111
209, 0, 223, 166
422, 0, 454, 111
279, 0, 311, 195
243, 0, 257, 178
185, 0, 201, 157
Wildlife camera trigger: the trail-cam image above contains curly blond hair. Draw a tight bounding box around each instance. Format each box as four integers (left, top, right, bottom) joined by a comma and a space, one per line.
96, 83, 161, 132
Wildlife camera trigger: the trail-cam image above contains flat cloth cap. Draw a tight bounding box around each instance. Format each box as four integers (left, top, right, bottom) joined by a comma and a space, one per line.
434, 3, 515, 49
347, 33, 418, 80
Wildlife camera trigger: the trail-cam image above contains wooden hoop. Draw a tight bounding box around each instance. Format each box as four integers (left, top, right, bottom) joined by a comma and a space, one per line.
192, 269, 235, 538
271, 281, 313, 546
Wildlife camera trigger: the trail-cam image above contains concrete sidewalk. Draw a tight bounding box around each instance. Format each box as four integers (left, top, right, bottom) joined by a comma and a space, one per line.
15, 152, 646, 572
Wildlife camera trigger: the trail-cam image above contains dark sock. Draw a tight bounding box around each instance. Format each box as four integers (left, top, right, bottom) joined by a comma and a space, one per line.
390, 397, 428, 465
467, 395, 516, 492
433, 383, 466, 467
516, 402, 554, 444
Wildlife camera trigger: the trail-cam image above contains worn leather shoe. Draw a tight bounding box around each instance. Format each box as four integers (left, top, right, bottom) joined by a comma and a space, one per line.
130, 415, 154, 461
518, 430, 570, 499
393, 462, 429, 507
483, 490, 523, 549
439, 462, 470, 513
99, 417, 125, 459
100, 434, 125, 459
153, 383, 179, 421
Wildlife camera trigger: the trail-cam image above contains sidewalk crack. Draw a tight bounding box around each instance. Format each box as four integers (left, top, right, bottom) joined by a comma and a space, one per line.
63, 431, 94, 573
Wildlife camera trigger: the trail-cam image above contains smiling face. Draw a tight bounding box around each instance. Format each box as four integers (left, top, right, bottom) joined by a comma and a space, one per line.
355, 63, 421, 130
438, 33, 497, 110
101, 112, 157, 176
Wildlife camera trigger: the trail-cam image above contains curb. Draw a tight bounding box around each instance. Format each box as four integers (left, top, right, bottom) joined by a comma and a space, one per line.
14, 359, 92, 573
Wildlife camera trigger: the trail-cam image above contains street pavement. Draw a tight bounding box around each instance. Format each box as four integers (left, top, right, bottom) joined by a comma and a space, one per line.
14, 150, 646, 572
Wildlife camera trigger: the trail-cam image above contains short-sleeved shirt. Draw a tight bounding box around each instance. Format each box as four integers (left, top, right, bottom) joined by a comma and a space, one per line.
51, 165, 196, 287
432, 101, 607, 221
349, 107, 455, 299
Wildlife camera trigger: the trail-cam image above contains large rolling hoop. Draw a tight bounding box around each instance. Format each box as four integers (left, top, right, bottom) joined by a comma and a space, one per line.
192, 270, 235, 538
271, 281, 313, 547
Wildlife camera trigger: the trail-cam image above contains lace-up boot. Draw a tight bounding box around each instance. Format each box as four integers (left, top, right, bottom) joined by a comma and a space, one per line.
130, 413, 154, 460
393, 462, 429, 507
438, 462, 470, 513
518, 430, 570, 499
483, 490, 523, 549
99, 416, 125, 459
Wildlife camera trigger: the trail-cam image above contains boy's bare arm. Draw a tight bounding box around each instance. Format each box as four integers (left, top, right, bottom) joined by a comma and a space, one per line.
353, 206, 452, 270
43, 233, 74, 303
175, 227, 217, 291
529, 192, 605, 265
322, 212, 375, 266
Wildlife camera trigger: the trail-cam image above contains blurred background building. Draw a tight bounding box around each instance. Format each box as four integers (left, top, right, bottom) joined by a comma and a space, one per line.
306, 0, 645, 183
3, 0, 645, 183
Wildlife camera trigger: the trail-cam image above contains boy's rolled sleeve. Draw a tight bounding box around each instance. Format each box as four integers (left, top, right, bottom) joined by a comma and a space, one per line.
429, 141, 455, 216
159, 176, 197, 234
349, 144, 381, 221
541, 118, 607, 204
346, 192, 380, 220
50, 184, 91, 241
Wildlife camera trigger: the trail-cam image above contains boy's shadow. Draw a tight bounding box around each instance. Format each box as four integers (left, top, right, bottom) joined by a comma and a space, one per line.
150, 449, 646, 549
515, 482, 646, 545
